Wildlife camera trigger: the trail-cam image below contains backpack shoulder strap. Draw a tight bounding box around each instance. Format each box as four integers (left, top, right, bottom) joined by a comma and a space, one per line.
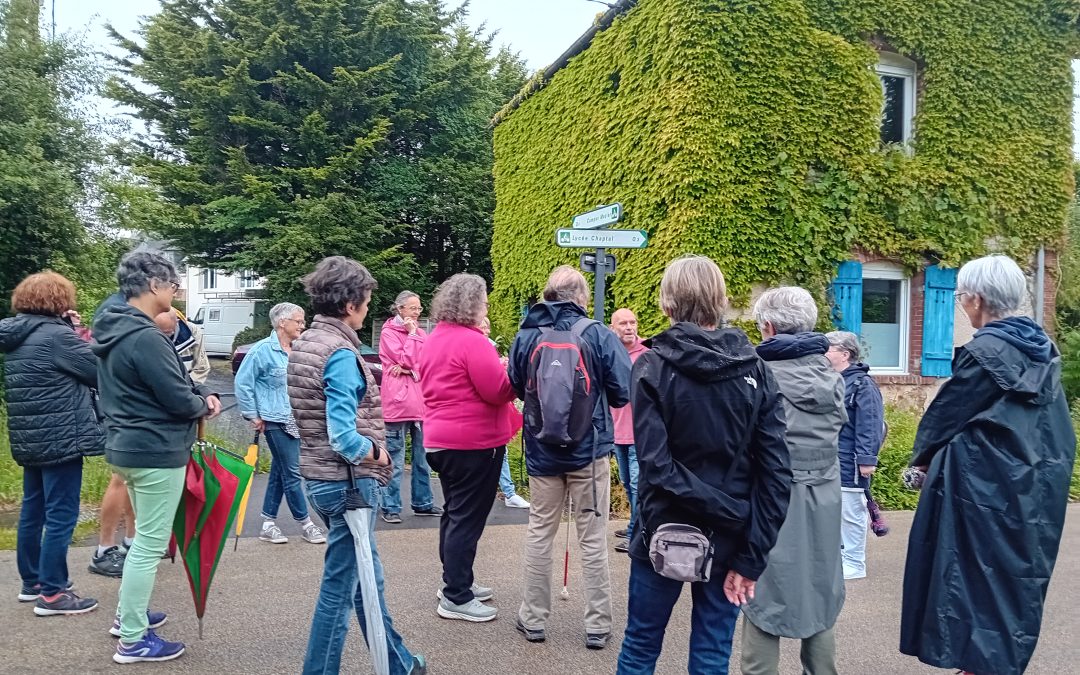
570, 317, 599, 339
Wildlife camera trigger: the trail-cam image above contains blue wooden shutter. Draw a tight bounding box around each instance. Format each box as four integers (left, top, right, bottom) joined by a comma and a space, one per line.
921, 264, 957, 377
831, 261, 863, 334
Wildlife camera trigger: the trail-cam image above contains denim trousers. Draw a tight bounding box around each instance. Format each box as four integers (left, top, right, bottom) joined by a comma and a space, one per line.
113, 465, 186, 643
612, 444, 639, 534
302, 476, 416, 675
17, 458, 83, 594
380, 421, 434, 514
426, 448, 504, 604
616, 556, 741, 674
260, 422, 308, 521
498, 453, 518, 498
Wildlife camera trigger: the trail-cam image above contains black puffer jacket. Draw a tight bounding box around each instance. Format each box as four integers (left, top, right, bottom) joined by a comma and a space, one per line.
0, 314, 105, 466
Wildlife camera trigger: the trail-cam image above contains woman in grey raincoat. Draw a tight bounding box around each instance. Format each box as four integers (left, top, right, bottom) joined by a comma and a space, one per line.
901, 256, 1075, 675
741, 286, 846, 675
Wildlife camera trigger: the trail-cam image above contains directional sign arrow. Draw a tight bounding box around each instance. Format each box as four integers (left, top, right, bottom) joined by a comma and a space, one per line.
556, 228, 648, 249
572, 203, 623, 230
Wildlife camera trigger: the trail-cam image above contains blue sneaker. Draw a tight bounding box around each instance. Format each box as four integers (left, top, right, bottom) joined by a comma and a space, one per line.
17, 580, 72, 602
113, 629, 185, 664
110, 610, 168, 637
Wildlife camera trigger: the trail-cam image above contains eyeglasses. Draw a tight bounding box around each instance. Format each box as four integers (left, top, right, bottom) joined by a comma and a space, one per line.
159, 281, 180, 293
287, 318, 306, 328
954, 291, 970, 302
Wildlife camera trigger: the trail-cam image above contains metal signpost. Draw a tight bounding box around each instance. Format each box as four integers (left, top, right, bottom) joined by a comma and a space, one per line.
557, 204, 648, 322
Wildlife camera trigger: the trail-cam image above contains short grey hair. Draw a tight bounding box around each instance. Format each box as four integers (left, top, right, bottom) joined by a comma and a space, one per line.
826, 330, 860, 362
431, 274, 488, 326
269, 302, 304, 329
543, 266, 589, 306
753, 286, 818, 335
957, 255, 1026, 318
392, 291, 420, 315
117, 252, 179, 300
301, 256, 377, 318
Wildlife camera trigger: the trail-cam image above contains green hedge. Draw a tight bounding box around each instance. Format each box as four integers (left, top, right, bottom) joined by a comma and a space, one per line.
490, 0, 1074, 336
871, 406, 921, 511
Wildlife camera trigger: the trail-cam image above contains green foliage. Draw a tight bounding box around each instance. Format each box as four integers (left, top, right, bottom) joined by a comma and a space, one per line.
490, 0, 1074, 336
107, 0, 527, 324
1071, 400, 1080, 502
0, 0, 104, 317
871, 406, 921, 511
232, 323, 270, 352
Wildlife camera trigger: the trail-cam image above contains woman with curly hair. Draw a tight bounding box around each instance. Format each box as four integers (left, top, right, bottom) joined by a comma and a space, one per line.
420, 273, 520, 623
0, 271, 104, 616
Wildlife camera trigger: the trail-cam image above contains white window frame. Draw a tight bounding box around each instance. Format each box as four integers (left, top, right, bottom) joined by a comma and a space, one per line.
238, 269, 259, 289
875, 52, 917, 148
201, 268, 218, 291
862, 262, 910, 375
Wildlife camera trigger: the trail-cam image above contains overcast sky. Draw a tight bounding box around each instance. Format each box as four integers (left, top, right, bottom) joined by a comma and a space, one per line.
53, 0, 1080, 156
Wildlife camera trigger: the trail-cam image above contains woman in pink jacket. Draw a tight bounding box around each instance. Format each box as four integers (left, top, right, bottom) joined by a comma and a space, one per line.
421, 274, 520, 624
378, 291, 440, 524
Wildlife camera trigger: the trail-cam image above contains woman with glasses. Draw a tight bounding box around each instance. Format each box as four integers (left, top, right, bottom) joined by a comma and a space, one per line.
235, 302, 326, 546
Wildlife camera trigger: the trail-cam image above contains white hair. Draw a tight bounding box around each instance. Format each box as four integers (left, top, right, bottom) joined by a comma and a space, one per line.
753, 286, 818, 335
269, 302, 304, 328
957, 255, 1026, 318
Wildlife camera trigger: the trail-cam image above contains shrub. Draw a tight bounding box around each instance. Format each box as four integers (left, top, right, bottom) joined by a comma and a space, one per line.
1071, 400, 1080, 502
232, 323, 270, 353
870, 406, 921, 511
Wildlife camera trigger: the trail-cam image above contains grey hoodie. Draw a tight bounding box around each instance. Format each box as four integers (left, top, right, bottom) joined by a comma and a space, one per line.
90, 302, 213, 468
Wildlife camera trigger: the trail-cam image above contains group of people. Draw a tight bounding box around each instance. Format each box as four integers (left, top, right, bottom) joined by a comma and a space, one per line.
1, 248, 1074, 675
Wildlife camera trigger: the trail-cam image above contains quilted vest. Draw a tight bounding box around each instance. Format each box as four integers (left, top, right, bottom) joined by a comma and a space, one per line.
287, 314, 390, 483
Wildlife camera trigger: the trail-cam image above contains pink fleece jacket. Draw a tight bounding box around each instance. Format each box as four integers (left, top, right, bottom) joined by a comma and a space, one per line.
420, 322, 521, 450
611, 338, 649, 445
379, 317, 427, 423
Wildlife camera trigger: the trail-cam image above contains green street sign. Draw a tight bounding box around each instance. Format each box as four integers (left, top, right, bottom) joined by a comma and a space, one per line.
572, 203, 623, 230
555, 228, 648, 249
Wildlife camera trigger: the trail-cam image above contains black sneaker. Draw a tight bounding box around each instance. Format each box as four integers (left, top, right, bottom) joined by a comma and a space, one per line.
18, 579, 73, 603
89, 546, 126, 578
33, 591, 98, 616
382, 512, 402, 524
585, 632, 611, 650
515, 618, 546, 643
614, 528, 630, 539
614, 538, 629, 553
412, 506, 443, 517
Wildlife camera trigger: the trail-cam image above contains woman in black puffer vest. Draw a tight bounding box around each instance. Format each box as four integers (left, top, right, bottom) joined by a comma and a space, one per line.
0, 271, 104, 614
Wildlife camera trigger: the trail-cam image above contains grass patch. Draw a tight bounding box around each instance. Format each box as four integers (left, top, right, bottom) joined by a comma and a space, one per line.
0, 519, 99, 551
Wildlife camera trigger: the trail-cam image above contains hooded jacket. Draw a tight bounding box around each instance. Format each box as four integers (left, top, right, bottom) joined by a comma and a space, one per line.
0, 314, 105, 466
838, 362, 885, 487
508, 301, 631, 476
901, 317, 1075, 675
379, 317, 427, 423
91, 303, 213, 469
628, 323, 792, 581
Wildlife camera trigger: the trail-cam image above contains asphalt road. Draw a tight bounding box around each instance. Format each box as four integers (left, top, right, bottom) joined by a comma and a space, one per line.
3, 505, 1078, 674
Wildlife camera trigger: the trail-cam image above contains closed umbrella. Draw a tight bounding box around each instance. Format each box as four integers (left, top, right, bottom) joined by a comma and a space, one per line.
233, 431, 261, 550
343, 463, 390, 675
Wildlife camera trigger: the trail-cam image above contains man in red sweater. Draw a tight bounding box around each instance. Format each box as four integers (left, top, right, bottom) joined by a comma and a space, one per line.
609, 309, 648, 554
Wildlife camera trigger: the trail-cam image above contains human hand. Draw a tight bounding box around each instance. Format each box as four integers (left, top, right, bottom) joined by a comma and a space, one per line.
859, 465, 877, 478
403, 317, 418, 335
499, 355, 509, 369
251, 417, 266, 433
390, 365, 403, 377
370, 446, 391, 467
205, 395, 222, 419
723, 570, 755, 607
63, 309, 82, 326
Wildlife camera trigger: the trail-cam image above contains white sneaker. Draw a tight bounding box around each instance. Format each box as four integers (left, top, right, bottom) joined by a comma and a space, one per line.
437, 583, 493, 602
302, 522, 326, 544
504, 494, 530, 509
259, 524, 287, 544
436, 597, 497, 622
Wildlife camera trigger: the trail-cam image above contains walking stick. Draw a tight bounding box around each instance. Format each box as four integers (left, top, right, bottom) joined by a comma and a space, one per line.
560, 493, 572, 601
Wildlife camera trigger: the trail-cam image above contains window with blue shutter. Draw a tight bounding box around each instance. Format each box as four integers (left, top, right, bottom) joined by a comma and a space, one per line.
831, 261, 863, 334
921, 264, 957, 377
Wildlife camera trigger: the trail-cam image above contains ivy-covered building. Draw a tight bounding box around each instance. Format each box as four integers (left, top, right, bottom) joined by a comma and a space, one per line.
490, 0, 1077, 403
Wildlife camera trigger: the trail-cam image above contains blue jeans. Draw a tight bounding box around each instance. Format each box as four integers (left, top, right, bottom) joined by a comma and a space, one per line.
17, 458, 83, 594
617, 556, 740, 674
260, 422, 308, 521
303, 476, 417, 675
498, 453, 517, 498
613, 444, 638, 534
380, 421, 434, 514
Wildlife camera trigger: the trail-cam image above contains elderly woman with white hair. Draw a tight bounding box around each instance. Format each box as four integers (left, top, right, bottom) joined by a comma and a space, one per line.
900, 255, 1075, 675
235, 301, 326, 546
741, 286, 847, 675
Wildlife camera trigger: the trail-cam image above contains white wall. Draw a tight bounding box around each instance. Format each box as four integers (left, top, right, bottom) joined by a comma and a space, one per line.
184, 266, 265, 319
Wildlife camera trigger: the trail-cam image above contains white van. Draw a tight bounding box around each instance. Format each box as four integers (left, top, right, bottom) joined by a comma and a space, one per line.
191, 299, 268, 356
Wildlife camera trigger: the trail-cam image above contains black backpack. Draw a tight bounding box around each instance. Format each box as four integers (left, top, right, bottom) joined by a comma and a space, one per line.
524, 318, 599, 447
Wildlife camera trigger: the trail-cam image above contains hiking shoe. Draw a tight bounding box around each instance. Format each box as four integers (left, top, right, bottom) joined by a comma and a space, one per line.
259, 523, 287, 544
110, 610, 168, 637
437, 583, 493, 603
614, 528, 630, 539
585, 632, 611, 650
382, 512, 402, 524
18, 580, 72, 602
33, 591, 98, 616
88, 546, 126, 578
413, 505, 443, 517
302, 522, 327, 544
436, 597, 497, 622
410, 655, 427, 675
505, 494, 530, 509
515, 618, 546, 643
113, 629, 185, 664
614, 538, 629, 553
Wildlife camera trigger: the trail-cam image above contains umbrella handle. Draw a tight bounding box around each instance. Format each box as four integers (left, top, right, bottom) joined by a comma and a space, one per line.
198, 418, 206, 442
